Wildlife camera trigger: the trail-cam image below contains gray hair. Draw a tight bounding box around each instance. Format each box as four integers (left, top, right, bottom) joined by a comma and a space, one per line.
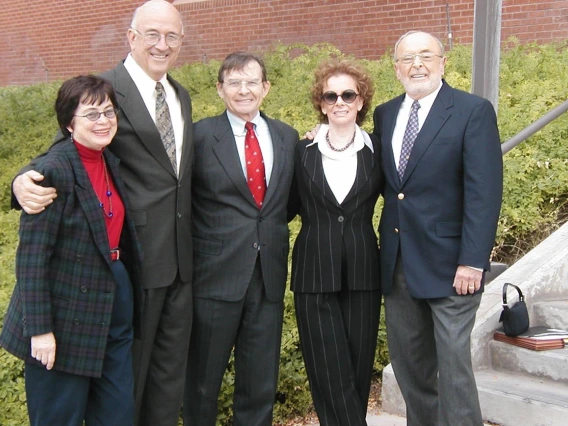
393, 31, 444, 61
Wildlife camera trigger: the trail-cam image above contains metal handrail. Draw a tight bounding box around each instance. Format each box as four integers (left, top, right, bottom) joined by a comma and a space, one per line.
501, 99, 568, 155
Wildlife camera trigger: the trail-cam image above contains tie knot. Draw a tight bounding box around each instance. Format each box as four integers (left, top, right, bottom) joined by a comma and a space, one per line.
411, 100, 420, 112
156, 82, 165, 95
245, 122, 255, 132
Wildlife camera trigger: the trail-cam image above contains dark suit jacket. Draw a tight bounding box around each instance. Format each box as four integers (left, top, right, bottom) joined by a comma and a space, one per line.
0, 141, 143, 378
289, 135, 383, 293
373, 81, 503, 299
191, 112, 298, 303
13, 61, 193, 290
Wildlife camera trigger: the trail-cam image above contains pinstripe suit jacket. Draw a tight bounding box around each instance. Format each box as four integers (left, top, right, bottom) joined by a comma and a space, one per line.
191, 111, 298, 302
0, 140, 142, 378
289, 134, 383, 293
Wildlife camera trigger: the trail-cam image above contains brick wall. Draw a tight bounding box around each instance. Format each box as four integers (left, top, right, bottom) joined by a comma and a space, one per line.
1, 0, 567, 86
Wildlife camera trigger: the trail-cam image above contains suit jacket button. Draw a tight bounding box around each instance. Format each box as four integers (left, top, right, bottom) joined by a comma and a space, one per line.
394, 228, 399, 233
253, 242, 259, 249
398, 193, 404, 200
177, 212, 182, 219
73, 319, 80, 325
80, 286, 88, 293
338, 216, 344, 222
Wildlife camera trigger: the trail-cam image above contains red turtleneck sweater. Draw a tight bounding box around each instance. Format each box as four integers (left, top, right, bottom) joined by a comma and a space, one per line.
75, 141, 125, 250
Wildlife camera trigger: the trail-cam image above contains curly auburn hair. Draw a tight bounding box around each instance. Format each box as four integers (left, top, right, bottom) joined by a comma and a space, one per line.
310, 59, 374, 126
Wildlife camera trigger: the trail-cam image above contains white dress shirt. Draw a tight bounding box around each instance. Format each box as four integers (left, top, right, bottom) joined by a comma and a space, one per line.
392, 82, 442, 170
307, 124, 374, 204
226, 111, 274, 185
124, 54, 184, 175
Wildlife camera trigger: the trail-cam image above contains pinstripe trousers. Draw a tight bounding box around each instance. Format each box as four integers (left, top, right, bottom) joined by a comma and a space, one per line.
294, 287, 381, 426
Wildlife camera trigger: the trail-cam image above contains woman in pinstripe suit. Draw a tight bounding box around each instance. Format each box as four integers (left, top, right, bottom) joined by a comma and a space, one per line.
288, 59, 383, 425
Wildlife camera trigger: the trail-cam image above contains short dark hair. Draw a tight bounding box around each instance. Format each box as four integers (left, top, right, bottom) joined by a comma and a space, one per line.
311, 59, 374, 126
55, 75, 118, 138
217, 52, 267, 83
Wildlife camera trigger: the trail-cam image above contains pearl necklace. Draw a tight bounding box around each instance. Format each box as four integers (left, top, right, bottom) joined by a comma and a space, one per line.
326, 130, 356, 152
97, 156, 113, 218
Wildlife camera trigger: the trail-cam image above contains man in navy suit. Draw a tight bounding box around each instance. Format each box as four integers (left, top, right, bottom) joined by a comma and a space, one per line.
373, 31, 503, 426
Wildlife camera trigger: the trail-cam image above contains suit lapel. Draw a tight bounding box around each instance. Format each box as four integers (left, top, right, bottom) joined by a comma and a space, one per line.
169, 76, 193, 180
211, 114, 256, 204
342, 144, 376, 206
383, 95, 404, 188
401, 82, 453, 185
113, 63, 177, 178
262, 113, 288, 208
64, 146, 112, 264
302, 144, 339, 206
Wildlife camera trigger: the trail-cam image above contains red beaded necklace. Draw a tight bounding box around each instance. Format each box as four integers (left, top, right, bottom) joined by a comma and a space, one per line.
97, 156, 113, 218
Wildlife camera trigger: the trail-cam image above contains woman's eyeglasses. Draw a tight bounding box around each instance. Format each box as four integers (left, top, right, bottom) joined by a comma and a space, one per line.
321, 90, 359, 105
74, 108, 118, 122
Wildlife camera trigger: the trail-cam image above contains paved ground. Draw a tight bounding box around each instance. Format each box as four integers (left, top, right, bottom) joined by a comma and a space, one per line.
305, 412, 407, 426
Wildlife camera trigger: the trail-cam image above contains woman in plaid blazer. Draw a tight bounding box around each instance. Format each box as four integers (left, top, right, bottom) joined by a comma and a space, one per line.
0, 76, 142, 426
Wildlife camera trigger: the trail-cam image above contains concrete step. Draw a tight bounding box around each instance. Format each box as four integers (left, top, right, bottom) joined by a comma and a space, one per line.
476, 368, 568, 426
533, 299, 568, 329
489, 340, 568, 383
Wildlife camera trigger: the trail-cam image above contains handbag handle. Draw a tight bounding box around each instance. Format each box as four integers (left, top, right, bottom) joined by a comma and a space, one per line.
502, 282, 525, 306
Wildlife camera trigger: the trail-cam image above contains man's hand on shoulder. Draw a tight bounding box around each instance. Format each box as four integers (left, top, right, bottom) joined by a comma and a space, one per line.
14, 171, 57, 214
303, 124, 321, 140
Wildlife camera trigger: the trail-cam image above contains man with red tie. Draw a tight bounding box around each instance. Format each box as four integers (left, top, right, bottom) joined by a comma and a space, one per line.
183, 52, 299, 426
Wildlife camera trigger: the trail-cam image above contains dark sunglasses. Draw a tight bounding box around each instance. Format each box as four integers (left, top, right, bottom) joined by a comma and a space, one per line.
321, 90, 359, 105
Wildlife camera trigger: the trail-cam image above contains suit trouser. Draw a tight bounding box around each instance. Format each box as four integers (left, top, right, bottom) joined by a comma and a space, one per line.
183, 258, 284, 426
294, 288, 381, 426
133, 275, 193, 426
384, 257, 483, 426
25, 259, 134, 426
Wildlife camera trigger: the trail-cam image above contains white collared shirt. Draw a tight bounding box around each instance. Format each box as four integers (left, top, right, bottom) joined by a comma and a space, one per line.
392, 82, 443, 169
226, 111, 274, 185
307, 124, 374, 204
124, 54, 184, 174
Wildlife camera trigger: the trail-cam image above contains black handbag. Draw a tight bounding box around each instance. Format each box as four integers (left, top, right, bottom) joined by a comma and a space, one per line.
499, 282, 530, 337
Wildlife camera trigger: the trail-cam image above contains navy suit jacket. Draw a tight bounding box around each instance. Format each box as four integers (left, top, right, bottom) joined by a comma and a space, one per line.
373, 81, 503, 299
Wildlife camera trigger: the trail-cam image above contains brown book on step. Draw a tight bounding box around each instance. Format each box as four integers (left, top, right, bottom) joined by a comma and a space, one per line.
493, 327, 567, 351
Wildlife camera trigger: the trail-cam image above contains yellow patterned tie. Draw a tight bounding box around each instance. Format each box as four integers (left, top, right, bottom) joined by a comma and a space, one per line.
155, 82, 177, 174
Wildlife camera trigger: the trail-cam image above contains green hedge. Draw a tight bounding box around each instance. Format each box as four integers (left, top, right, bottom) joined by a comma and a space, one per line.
1, 40, 567, 424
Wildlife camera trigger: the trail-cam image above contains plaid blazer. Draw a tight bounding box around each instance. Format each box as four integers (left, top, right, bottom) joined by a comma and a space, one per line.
0, 140, 142, 378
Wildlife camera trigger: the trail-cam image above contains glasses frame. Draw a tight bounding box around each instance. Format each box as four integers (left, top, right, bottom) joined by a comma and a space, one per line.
74, 108, 118, 122
222, 80, 263, 90
130, 27, 183, 48
321, 90, 359, 105
396, 52, 443, 65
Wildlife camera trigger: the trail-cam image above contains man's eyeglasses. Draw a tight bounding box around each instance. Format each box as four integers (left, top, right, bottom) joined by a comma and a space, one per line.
222, 80, 263, 90
74, 108, 118, 122
321, 90, 359, 105
396, 52, 443, 64
131, 28, 182, 48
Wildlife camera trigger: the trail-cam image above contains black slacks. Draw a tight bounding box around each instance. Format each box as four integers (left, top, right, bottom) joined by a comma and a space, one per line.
25, 259, 134, 426
294, 286, 381, 426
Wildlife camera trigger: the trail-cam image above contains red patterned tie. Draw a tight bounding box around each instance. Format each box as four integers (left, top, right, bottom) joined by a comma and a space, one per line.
245, 122, 266, 208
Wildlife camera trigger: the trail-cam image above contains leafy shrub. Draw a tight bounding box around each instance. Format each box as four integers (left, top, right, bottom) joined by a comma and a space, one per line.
1, 41, 568, 424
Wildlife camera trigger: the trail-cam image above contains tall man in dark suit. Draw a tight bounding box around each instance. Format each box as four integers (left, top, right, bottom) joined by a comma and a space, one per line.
183, 52, 298, 426
11, 2, 192, 425
373, 31, 503, 426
